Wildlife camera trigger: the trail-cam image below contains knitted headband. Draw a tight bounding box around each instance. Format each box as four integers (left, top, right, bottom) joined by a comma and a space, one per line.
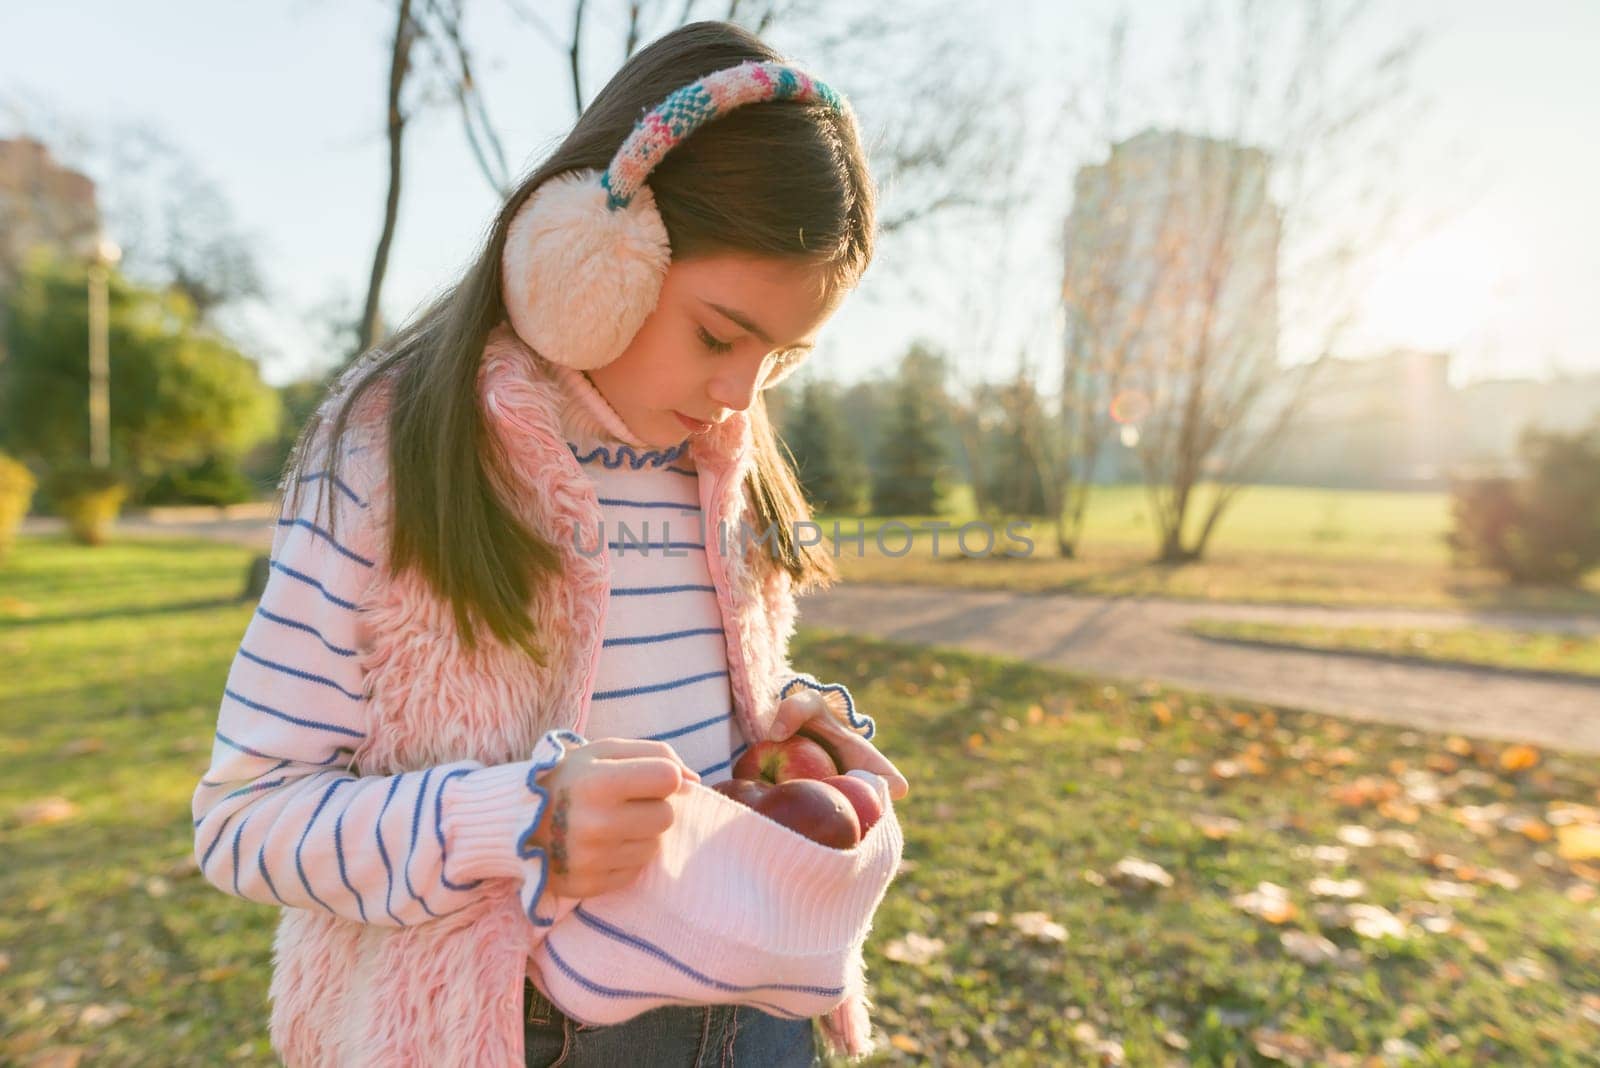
501, 59, 848, 371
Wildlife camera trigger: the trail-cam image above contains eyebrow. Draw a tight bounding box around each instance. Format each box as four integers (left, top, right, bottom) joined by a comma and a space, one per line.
700, 300, 815, 351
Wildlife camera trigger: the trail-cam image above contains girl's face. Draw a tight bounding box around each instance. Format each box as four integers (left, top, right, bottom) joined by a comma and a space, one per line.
585, 253, 844, 448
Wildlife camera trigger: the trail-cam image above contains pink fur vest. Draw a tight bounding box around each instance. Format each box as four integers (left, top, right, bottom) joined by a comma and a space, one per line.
266, 325, 865, 1065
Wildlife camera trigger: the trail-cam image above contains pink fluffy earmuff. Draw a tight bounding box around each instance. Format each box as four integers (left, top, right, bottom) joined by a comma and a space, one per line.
500, 60, 847, 371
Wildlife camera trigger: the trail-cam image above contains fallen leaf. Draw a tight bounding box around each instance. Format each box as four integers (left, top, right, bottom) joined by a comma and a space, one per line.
1193, 814, 1243, 840
883, 932, 946, 965
1316, 903, 1408, 940
1210, 759, 1245, 781
1498, 745, 1540, 773
1280, 930, 1340, 966
889, 1033, 923, 1054
77, 1003, 131, 1029
1108, 857, 1174, 891
1336, 825, 1376, 848
1253, 1028, 1320, 1065
1233, 882, 1298, 924
1308, 877, 1364, 899
1423, 879, 1478, 902
13, 796, 79, 827
1556, 825, 1600, 862
1011, 911, 1069, 943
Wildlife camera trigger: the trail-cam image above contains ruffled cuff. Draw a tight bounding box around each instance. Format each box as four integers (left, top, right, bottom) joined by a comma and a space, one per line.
778, 673, 874, 740
440, 728, 587, 925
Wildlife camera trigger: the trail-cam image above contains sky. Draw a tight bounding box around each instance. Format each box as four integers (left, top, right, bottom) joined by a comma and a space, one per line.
2, 0, 1596, 388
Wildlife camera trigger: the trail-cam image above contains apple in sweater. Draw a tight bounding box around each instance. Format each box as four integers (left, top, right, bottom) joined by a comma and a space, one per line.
712, 777, 861, 848
731, 736, 838, 783
821, 771, 885, 835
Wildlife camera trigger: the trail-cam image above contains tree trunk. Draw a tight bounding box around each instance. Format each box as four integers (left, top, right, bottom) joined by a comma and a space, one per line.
358, 0, 416, 357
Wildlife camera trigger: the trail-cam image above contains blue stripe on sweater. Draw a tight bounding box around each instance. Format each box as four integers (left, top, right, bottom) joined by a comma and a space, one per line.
375, 775, 405, 926
255, 606, 358, 657
572, 904, 845, 997
276, 517, 375, 568
295, 777, 352, 915
223, 688, 366, 740
596, 497, 701, 511
591, 669, 727, 702
332, 795, 368, 923
609, 584, 715, 597
644, 712, 730, 743
232, 812, 253, 897
268, 560, 359, 611
602, 626, 723, 648
402, 769, 440, 918
541, 939, 808, 1020
697, 742, 749, 778
221, 772, 289, 800
200, 811, 235, 871
257, 842, 286, 905
238, 647, 364, 702
298, 470, 369, 508
202, 757, 291, 788
214, 731, 354, 767
433, 768, 483, 893
605, 540, 705, 553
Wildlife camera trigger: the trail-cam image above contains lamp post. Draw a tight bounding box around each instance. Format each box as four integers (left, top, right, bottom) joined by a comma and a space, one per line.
86, 235, 121, 469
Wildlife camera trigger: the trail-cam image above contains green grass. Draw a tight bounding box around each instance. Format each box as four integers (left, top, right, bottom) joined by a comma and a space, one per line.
1187, 620, 1600, 680
4, 534, 1600, 1065
817, 484, 1600, 614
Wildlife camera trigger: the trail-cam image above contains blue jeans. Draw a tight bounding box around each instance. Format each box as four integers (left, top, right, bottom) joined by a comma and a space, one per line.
523, 978, 819, 1067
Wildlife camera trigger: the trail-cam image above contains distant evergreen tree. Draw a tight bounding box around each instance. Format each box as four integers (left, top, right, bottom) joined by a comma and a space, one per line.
781, 377, 869, 514
980, 372, 1054, 516
873, 341, 949, 515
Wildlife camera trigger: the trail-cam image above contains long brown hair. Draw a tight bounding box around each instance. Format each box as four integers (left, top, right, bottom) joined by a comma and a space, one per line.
282, 21, 875, 663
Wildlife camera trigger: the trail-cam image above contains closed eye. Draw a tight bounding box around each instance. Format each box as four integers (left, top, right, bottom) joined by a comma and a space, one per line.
696, 325, 734, 354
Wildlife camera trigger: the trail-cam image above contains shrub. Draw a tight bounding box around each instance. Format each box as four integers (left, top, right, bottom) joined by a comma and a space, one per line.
1449, 423, 1600, 585
0, 452, 37, 559
43, 464, 128, 546
140, 454, 259, 506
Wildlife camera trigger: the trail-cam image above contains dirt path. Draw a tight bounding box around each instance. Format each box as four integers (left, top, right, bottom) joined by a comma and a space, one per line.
30, 518, 1597, 751
797, 584, 1600, 754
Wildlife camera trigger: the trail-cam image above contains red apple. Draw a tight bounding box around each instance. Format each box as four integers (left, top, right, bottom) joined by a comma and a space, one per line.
750, 779, 860, 849
711, 777, 771, 808
731, 736, 838, 784
822, 772, 885, 835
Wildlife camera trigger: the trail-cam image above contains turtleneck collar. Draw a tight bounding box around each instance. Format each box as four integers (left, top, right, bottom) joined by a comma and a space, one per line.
547, 361, 681, 450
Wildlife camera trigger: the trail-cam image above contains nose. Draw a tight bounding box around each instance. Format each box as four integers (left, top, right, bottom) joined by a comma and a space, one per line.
706, 354, 768, 414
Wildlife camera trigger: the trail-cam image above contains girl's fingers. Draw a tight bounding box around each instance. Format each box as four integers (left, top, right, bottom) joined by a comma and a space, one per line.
590, 756, 694, 800
771, 689, 830, 739
796, 722, 909, 800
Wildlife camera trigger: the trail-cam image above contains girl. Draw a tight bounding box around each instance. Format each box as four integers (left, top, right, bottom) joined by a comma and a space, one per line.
191, 19, 908, 1068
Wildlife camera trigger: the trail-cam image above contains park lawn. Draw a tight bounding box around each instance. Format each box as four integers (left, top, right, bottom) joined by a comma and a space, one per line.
2, 535, 1598, 1066
819, 484, 1600, 614
1188, 620, 1600, 681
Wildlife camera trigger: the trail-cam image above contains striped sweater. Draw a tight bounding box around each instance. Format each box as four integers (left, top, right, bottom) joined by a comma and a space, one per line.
557, 364, 747, 783
190, 363, 760, 923
193, 326, 897, 1063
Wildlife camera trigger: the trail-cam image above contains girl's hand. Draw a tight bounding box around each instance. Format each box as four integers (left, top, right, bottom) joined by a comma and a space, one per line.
525, 737, 700, 898
770, 689, 910, 801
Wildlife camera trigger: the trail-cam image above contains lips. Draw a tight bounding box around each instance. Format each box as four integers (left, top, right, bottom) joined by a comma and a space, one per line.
674, 411, 714, 433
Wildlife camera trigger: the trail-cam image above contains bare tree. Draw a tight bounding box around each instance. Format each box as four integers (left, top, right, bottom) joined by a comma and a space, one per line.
358, 0, 417, 355
1059, 0, 1422, 562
